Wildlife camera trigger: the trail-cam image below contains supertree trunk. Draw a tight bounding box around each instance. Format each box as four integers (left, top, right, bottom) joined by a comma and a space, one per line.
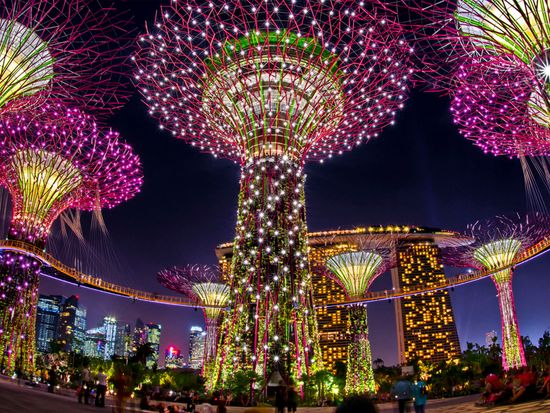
216, 156, 320, 390
491, 269, 526, 370
204, 318, 219, 370
346, 305, 375, 395
0, 252, 41, 375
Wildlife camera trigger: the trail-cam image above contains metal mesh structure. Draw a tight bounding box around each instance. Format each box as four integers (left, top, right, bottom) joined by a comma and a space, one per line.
0, 0, 134, 117
460, 213, 550, 370
325, 244, 391, 395
0, 100, 142, 373
157, 265, 229, 378
135, 0, 414, 391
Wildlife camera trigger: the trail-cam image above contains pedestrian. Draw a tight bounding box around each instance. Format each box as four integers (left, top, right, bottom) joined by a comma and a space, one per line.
286, 384, 298, 413
275, 381, 287, 413
48, 366, 57, 393
79, 362, 92, 404
391, 376, 412, 413
95, 367, 108, 407
411, 379, 428, 413
111, 365, 128, 413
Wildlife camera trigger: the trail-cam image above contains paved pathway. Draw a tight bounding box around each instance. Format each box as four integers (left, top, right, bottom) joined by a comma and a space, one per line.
1, 378, 549, 413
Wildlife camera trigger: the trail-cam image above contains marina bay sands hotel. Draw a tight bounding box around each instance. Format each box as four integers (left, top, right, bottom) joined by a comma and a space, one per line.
216, 225, 471, 371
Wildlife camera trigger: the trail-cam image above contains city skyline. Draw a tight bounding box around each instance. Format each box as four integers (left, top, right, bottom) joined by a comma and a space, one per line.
34, 1, 550, 369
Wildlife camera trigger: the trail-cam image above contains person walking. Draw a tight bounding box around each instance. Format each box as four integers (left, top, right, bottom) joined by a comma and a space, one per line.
275, 381, 287, 413
391, 376, 412, 413
411, 379, 428, 413
79, 363, 92, 404
95, 367, 108, 407
47, 366, 57, 393
111, 365, 128, 413
286, 385, 298, 413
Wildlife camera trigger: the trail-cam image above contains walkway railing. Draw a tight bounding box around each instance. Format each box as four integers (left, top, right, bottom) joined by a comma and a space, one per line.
0, 239, 199, 308
0, 236, 548, 308
327, 235, 550, 307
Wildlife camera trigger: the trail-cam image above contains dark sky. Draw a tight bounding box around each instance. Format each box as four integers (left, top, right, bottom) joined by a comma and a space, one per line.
40, 0, 550, 367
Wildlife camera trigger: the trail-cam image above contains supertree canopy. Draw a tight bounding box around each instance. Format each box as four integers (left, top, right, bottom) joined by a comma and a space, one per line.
326, 248, 390, 395
400, 0, 550, 155
461, 213, 550, 370
135, 0, 413, 388
454, 0, 549, 65
451, 54, 550, 157
0, 100, 142, 373
0, 0, 133, 117
157, 264, 230, 371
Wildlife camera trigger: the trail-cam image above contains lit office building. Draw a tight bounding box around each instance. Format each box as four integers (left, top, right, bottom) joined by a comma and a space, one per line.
165, 346, 186, 369
145, 323, 162, 369
35, 295, 63, 353
103, 317, 118, 360
188, 326, 206, 370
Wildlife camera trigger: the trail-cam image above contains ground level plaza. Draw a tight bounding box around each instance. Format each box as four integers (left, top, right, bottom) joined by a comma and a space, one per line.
1, 379, 549, 413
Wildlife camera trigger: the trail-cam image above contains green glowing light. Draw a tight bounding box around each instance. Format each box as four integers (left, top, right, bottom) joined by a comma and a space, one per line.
12, 149, 81, 227
456, 0, 550, 63
192, 282, 230, 320
326, 251, 383, 299
473, 238, 521, 270
0, 19, 55, 109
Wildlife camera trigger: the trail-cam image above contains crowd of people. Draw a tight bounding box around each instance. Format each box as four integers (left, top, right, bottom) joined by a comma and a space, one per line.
477, 366, 550, 407
73, 363, 128, 411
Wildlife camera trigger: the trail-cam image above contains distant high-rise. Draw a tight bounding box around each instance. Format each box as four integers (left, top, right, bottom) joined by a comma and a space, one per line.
132, 318, 147, 353
165, 346, 186, 369
103, 317, 118, 360
115, 323, 132, 359
145, 323, 162, 369
74, 305, 87, 352
393, 239, 461, 364
58, 295, 87, 353
189, 326, 205, 370
84, 327, 105, 359
35, 295, 63, 353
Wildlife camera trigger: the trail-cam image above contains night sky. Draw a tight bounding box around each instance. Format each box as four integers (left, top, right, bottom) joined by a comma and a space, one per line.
40, 0, 550, 367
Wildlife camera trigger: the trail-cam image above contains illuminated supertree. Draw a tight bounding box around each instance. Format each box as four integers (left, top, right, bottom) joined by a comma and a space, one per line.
134, 0, 413, 388
0, 100, 142, 373
459, 213, 550, 370
157, 265, 230, 374
325, 245, 390, 395
0, 0, 133, 118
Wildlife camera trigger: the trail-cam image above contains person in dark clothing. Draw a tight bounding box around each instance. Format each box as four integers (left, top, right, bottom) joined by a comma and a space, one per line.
286, 385, 298, 413
275, 383, 287, 413
335, 396, 378, 413
47, 366, 57, 393
391, 377, 412, 413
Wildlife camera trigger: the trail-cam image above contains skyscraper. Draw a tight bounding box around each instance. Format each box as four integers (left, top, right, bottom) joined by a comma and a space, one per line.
84, 326, 105, 359
188, 326, 205, 370
393, 239, 461, 364
165, 346, 185, 369
103, 317, 118, 360
132, 318, 147, 354
58, 295, 87, 353
35, 295, 63, 353
145, 323, 161, 369
115, 323, 132, 359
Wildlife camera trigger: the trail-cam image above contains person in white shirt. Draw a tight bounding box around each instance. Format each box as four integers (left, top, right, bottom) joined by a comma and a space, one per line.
79, 364, 92, 404
95, 367, 108, 407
